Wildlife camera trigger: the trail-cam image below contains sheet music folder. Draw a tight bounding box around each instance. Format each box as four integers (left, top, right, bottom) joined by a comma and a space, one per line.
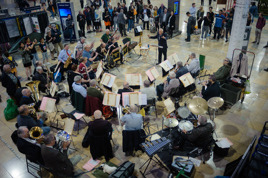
40, 97, 56, 113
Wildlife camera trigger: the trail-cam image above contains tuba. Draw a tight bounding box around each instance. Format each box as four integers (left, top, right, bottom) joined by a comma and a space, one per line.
29, 126, 43, 139
26, 81, 41, 102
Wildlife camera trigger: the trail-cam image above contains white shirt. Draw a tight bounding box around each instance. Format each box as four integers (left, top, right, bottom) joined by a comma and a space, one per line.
72, 82, 87, 98
22, 137, 41, 147
190, 6, 196, 17
163, 13, 167, 22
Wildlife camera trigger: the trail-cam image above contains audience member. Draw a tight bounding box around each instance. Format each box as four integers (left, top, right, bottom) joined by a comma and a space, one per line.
159, 8, 170, 33
252, 12, 266, 45
118, 9, 127, 37
184, 12, 195, 42
214, 58, 231, 83
19, 42, 32, 80
213, 10, 226, 41
142, 5, 151, 30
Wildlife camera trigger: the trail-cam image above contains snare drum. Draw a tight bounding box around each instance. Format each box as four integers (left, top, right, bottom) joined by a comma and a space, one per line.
178, 120, 194, 134
176, 107, 190, 119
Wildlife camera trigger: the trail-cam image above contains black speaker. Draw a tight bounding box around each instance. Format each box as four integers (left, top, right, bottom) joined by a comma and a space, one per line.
109, 161, 135, 178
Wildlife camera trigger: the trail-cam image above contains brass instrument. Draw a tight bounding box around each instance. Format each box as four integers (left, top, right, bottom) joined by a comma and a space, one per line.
122, 106, 130, 115
139, 31, 143, 47
26, 81, 41, 102
27, 103, 36, 115
64, 52, 73, 68
29, 126, 43, 139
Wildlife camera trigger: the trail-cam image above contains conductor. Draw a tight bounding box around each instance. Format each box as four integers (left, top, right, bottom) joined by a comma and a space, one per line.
148, 28, 168, 65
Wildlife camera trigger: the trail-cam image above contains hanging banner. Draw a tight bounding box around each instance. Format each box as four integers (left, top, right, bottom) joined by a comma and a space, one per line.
23, 17, 33, 35
5, 18, 20, 38
31, 17, 41, 33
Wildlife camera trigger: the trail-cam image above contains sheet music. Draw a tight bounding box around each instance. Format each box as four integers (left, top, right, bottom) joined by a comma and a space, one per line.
140, 94, 147, 105
73, 112, 85, 120
150, 67, 159, 79
145, 70, 154, 81
50, 82, 57, 97
125, 74, 132, 82
107, 75, 115, 88
137, 26, 142, 32
108, 93, 116, 106
166, 60, 173, 69
129, 93, 139, 105
139, 75, 143, 86
40, 97, 56, 113
179, 73, 195, 87
132, 74, 140, 86
175, 53, 180, 63
96, 67, 103, 79
123, 95, 129, 106
102, 74, 111, 86
64, 118, 75, 135
164, 98, 175, 114
83, 158, 100, 171
116, 95, 120, 107
159, 62, 170, 72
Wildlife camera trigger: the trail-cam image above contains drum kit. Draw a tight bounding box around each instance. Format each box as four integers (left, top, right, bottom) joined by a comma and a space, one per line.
162, 97, 224, 141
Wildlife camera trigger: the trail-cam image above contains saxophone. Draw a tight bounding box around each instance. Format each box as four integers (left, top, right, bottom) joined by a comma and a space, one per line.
64, 52, 73, 68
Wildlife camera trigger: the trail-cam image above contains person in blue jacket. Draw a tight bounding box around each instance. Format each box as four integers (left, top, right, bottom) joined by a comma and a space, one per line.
213, 10, 225, 41
249, 2, 258, 24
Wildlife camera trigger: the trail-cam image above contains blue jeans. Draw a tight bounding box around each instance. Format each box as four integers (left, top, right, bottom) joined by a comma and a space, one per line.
68, 29, 73, 42
104, 0, 107, 8
186, 30, 191, 41
32, 53, 40, 67
114, 21, 118, 31
50, 10, 54, 18
39, 119, 51, 135
128, 19, 133, 32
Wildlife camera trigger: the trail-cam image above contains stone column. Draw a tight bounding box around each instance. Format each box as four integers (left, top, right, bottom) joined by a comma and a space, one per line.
227, 0, 251, 60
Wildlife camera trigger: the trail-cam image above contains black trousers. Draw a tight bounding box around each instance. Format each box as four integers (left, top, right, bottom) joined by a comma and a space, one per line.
213, 26, 221, 39
169, 29, 173, 38
201, 0, 204, 5
177, 133, 188, 148
156, 83, 164, 98
209, 22, 213, 34
80, 1, 84, 8
198, 19, 202, 29
79, 24, 85, 37
161, 22, 167, 32
143, 21, 149, 30
209, 0, 212, 5
158, 48, 167, 64
119, 23, 126, 36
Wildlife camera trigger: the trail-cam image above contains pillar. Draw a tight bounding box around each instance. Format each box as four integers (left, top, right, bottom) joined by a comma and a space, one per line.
227, 0, 251, 60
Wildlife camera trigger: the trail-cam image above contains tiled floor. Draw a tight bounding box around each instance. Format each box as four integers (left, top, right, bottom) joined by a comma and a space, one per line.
0, 0, 268, 178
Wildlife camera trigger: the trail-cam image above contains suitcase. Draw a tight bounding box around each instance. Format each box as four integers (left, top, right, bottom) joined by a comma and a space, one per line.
150, 26, 156, 33
109, 161, 135, 178
194, 29, 201, 35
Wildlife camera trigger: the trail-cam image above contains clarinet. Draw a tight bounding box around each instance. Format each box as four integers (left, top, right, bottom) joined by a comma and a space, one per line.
184, 57, 190, 66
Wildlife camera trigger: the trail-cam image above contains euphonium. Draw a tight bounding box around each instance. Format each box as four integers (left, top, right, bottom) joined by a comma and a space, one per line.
122, 106, 130, 115
29, 126, 43, 139
26, 81, 41, 102
27, 103, 36, 115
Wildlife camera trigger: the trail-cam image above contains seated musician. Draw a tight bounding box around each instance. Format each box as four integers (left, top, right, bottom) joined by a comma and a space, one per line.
100, 29, 111, 43
76, 37, 86, 59
140, 80, 157, 100
79, 57, 95, 80
20, 88, 42, 110
118, 82, 134, 105
214, 57, 231, 83
156, 71, 180, 101
87, 80, 104, 101
16, 126, 44, 164
96, 42, 107, 61
88, 110, 112, 136
82, 44, 99, 67
201, 74, 220, 101
173, 116, 213, 150
41, 134, 82, 177
106, 37, 124, 64
33, 61, 47, 75
58, 44, 73, 80
17, 105, 50, 135
72, 75, 87, 98
33, 66, 50, 93
185, 53, 200, 77
121, 105, 143, 130
175, 61, 188, 79
68, 64, 90, 94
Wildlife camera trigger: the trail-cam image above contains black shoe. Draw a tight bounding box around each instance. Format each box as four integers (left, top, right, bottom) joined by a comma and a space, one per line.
257, 42, 259, 45
120, 61, 124, 64
185, 39, 190, 42
30, 75, 33, 77
52, 58, 56, 61
27, 77, 30, 80
252, 41, 256, 43
264, 68, 268, 72
84, 36, 87, 38
156, 62, 160, 65
62, 76, 66, 80
225, 40, 228, 42
212, 37, 215, 40
157, 97, 162, 101
264, 45, 268, 48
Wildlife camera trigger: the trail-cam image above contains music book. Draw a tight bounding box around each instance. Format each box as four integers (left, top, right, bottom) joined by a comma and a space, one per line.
164, 98, 175, 115
64, 118, 75, 135
73, 112, 85, 120
103, 92, 120, 107
168, 53, 180, 66
40, 97, 56, 113
145, 67, 160, 81
50, 81, 57, 97
122, 92, 147, 106
159, 60, 173, 72
179, 72, 195, 87
83, 158, 100, 171
100, 73, 116, 88
125, 74, 142, 86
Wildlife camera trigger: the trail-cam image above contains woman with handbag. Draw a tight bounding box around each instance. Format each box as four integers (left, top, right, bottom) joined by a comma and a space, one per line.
46, 31, 56, 61
19, 42, 32, 80
3, 52, 18, 78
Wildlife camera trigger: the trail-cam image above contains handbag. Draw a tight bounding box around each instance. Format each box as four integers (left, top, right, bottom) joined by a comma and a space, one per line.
4, 99, 19, 121
133, 9, 137, 16
48, 42, 55, 51
109, 161, 135, 178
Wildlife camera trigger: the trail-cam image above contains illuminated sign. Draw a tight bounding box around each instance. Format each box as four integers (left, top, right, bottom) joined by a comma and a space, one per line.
174, 1, 179, 15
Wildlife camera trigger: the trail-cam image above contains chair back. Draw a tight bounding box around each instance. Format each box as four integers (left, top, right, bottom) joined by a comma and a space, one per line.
191, 70, 200, 79
147, 98, 156, 106
122, 129, 146, 152
71, 91, 85, 112
122, 38, 131, 44
85, 95, 103, 116
112, 49, 120, 62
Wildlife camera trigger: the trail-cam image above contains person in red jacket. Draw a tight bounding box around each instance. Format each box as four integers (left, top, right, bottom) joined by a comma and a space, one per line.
252, 12, 266, 45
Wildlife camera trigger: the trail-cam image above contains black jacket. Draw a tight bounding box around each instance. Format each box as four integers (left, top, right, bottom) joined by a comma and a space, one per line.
201, 82, 221, 101
77, 14, 85, 26
17, 114, 40, 130
103, 12, 111, 22
20, 96, 41, 111
169, 15, 176, 30
185, 123, 213, 146
33, 72, 48, 93
88, 118, 112, 136
176, 67, 188, 79
118, 88, 133, 105
51, 29, 62, 43
16, 137, 44, 165
159, 12, 170, 24
1, 72, 21, 97
14, 87, 27, 106
149, 32, 168, 49
65, 19, 73, 29
142, 9, 151, 20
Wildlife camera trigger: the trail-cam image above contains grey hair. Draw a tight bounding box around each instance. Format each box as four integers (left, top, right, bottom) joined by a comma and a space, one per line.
90, 79, 97, 87
225, 57, 231, 63
123, 82, 129, 89
43, 134, 55, 145
80, 37, 86, 41
130, 105, 137, 113
74, 75, 82, 82
177, 61, 183, 67
36, 66, 42, 71
169, 71, 176, 78
94, 110, 102, 119
18, 105, 27, 115
199, 115, 207, 125
3, 64, 11, 72
144, 80, 150, 87
120, 9, 123, 12
17, 126, 28, 138
21, 89, 29, 96
191, 53, 196, 58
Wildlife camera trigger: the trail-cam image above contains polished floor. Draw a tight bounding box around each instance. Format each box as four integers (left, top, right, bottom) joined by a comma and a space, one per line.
0, 0, 268, 178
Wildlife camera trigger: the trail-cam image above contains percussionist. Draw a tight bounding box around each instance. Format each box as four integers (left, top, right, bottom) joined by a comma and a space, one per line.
173, 115, 213, 150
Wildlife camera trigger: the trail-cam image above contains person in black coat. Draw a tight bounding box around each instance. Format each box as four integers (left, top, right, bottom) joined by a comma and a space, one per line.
20, 88, 42, 110
148, 28, 168, 64
14, 87, 27, 106
77, 11, 86, 37
2, 64, 21, 101
159, 9, 170, 33
16, 126, 44, 164
201, 74, 220, 101
88, 110, 112, 136
117, 82, 134, 105
168, 11, 176, 38
33, 66, 49, 93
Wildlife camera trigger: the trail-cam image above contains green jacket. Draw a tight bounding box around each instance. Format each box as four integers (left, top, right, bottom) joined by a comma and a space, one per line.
197, 10, 204, 20
214, 65, 231, 82
87, 87, 104, 101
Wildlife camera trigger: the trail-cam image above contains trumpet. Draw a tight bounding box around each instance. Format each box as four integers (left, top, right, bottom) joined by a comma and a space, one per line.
29, 126, 43, 139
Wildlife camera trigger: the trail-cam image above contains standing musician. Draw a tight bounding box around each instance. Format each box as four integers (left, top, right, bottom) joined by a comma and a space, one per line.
58, 44, 74, 80
147, 28, 168, 65
100, 29, 111, 43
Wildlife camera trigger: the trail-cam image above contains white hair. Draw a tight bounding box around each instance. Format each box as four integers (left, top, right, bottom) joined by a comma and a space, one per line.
94, 110, 102, 119
169, 71, 176, 78
36, 66, 42, 71
74, 75, 82, 82
17, 126, 28, 138
130, 105, 137, 113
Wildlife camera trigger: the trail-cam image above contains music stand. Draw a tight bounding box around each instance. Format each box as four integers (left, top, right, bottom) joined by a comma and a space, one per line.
134, 26, 143, 60
150, 45, 161, 66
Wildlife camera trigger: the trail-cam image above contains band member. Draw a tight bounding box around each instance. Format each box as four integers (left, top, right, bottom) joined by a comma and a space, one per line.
79, 57, 94, 80
33, 66, 51, 93
100, 29, 111, 43
148, 28, 168, 64
20, 88, 42, 111
106, 37, 124, 64
58, 44, 73, 80
96, 42, 107, 61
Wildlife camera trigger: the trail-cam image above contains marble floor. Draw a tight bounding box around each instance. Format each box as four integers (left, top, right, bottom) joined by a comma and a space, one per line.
0, 0, 268, 178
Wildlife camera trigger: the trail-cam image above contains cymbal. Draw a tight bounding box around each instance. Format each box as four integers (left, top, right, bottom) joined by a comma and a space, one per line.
207, 97, 224, 109
164, 118, 179, 128
187, 98, 208, 115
